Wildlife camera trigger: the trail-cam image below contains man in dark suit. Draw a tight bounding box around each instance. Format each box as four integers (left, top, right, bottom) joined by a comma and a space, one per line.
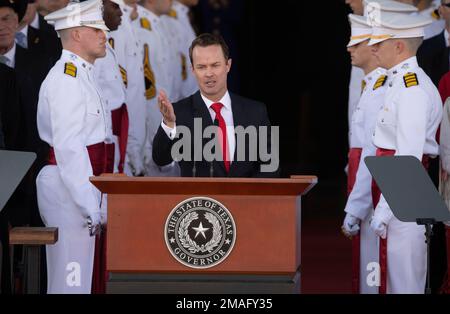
417, 29, 448, 86
417, 1, 450, 86
1, 0, 52, 226
17, 0, 61, 65
0, 63, 20, 294
153, 33, 279, 178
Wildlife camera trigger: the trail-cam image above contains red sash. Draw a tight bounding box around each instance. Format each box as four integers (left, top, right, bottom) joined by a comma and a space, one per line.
348, 148, 362, 294
48, 142, 114, 175
371, 148, 429, 294
111, 104, 129, 173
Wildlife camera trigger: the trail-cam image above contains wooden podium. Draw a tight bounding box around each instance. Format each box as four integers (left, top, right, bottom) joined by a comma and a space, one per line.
91, 175, 317, 294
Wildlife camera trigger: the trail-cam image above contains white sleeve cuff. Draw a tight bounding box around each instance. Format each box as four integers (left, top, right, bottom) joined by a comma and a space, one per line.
161, 120, 176, 140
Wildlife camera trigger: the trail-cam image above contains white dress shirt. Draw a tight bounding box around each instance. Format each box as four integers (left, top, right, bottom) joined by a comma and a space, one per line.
30, 12, 39, 29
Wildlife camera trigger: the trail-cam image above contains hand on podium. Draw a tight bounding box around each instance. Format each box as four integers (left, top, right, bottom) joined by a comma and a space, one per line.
341, 213, 360, 238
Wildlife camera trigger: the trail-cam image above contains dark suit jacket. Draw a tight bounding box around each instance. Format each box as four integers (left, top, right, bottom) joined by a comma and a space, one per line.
10, 45, 53, 226
27, 25, 61, 66
0, 63, 21, 149
28, 16, 62, 66
417, 31, 449, 86
153, 91, 279, 178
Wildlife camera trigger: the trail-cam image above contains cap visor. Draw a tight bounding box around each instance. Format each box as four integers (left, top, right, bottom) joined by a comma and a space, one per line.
347, 38, 369, 47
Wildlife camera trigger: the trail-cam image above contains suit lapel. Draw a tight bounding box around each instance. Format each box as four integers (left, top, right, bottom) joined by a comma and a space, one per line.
229, 93, 246, 175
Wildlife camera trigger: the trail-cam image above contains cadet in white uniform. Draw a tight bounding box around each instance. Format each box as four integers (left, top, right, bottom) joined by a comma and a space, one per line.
139, 0, 178, 102
169, 0, 199, 99
136, 1, 181, 176
342, 14, 387, 294
36, 0, 110, 294
419, 0, 445, 39
109, 0, 147, 176
94, 0, 127, 174
346, 0, 417, 144
368, 10, 443, 294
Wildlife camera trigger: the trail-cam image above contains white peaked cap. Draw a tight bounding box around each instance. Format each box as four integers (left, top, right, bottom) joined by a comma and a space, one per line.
347, 14, 372, 47
45, 0, 109, 31
363, 0, 418, 15
368, 11, 432, 45
110, 0, 125, 7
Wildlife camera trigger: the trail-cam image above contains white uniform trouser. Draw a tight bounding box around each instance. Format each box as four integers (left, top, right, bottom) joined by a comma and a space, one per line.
359, 216, 379, 294
36, 165, 95, 294
387, 216, 426, 294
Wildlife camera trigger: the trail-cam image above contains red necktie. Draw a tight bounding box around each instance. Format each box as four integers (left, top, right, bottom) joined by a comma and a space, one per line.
210, 102, 230, 173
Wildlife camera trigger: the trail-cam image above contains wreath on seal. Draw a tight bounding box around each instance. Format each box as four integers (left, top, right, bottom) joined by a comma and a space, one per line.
178, 211, 222, 254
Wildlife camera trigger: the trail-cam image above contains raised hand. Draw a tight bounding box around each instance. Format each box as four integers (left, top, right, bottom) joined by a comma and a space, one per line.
158, 90, 176, 129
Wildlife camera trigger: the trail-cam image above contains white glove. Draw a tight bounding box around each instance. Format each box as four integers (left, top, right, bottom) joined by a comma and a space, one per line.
341, 213, 360, 237
370, 215, 387, 239
143, 143, 153, 172
87, 211, 102, 237
127, 150, 145, 176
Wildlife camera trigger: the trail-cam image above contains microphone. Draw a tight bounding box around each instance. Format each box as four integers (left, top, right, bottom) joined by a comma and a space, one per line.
210, 118, 220, 178
192, 160, 196, 177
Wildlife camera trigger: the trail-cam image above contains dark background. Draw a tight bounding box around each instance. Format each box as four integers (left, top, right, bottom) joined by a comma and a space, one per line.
194, 0, 352, 179
193, 0, 355, 293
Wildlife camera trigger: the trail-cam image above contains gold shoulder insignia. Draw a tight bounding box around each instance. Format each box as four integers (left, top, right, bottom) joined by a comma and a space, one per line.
373, 75, 387, 90
119, 65, 128, 88
403, 72, 419, 88
140, 17, 152, 30
168, 9, 178, 19
108, 38, 115, 49
143, 44, 156, 99
64, 62, 77, 78
431, 9, 440, 20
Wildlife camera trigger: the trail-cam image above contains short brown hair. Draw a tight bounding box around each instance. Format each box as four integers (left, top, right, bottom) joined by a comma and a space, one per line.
189, 33, 230, 64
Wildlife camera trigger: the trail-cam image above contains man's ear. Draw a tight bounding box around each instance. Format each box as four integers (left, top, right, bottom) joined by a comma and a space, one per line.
226, 58, 232, 73
71, 28, 81, 43
396, 40, 406, 55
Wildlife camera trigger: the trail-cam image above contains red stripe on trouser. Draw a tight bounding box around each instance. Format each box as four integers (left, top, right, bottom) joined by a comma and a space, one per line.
92, 145, 114, 294
111, 104, 129, 173
92, 228, 108, 294
371, 149, 429, 294
348, 148, 362, 294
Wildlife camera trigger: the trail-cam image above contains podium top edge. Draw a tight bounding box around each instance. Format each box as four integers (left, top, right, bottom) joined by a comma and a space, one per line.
89, 175, 318, 196
90, 175, 318, 184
